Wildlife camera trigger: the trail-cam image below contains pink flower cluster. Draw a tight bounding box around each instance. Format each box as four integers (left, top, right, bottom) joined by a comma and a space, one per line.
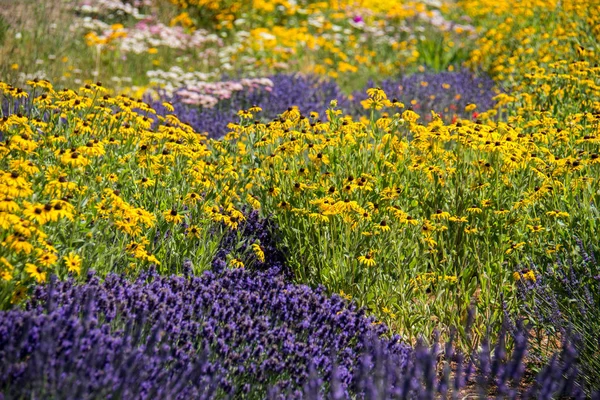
176, 78, 274, 107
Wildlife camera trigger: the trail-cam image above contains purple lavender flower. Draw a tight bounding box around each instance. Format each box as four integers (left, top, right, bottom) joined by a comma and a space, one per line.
0, 266, 412, 398
146, 74, 346, 139
516, 243, 600, 393
350, 69, 499, 123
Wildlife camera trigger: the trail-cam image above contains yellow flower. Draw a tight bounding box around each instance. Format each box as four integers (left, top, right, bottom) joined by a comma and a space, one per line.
37, 249, 58, 267
465, 103, 477, 112
466, 205, 483, 214
0, 257, 14, 281
60, 151, 90, 167
357, 252, 376, 267
339, 290, 352, 300
374, 219, 391, 232
187, 225, 202, 239
464, 226, 478, 234
431, 209, 450, 220
0, 197, 20, 212
22, 202, 49, 225
137, 177, 156, 188
506, 241, 526, 254
26, 263, 46, 282
107, 173, 118, 183
524, 270, 536, 282
164, 209, 184, 224
64, 252, 82, 275
184, 192, 202, 205
162, 102, 175, 112
230, 258, 245, 268
141, 251, 161, 265
267, 187, 281, 197
6, 234, 34, 254
249, 104, 262, 113
422, 235, 437, 247
252, 243, 265, 263
527, 224, 543, 233
224, 215, 242, 230
546, 210, 569, 218
246, 194, 261, 210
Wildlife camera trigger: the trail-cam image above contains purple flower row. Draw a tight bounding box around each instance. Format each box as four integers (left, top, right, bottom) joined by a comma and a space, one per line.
1, 266, 596, 399
516, 239, 600, 393
349, 70, 500, 122
0, 267, 410, 399
148, 71, 499, 138
2, 71, 498, 141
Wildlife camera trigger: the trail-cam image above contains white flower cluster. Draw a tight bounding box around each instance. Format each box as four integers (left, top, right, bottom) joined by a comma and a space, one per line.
77, 0, 150, 20
146, 67, 273, 107
119, 22, 223, 54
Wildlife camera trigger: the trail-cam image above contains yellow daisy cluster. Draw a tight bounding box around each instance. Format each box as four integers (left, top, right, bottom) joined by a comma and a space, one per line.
0, 78, 245, 292
462, 0, 600, 83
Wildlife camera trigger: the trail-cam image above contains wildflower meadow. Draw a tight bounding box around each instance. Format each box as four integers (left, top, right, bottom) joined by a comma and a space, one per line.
1, 0, 600, 398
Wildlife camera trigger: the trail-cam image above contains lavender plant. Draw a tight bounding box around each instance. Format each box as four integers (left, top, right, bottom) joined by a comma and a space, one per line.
0, 267, 411, 399
1, 268, 594, 399
515, 240, 600, 392
147, 74, 346, 139
349, 69, 499, 123
148, 71, 498, 139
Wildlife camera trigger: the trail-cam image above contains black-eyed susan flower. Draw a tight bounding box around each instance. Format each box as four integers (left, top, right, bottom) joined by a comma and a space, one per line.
267, 187, 281, 197
164, 209, 184, 224
422, 235, 437, 247
527, 224, 543, 233
137, 177, 155, 188
506, 241, 526, 254
246, 194, 261, 209
162, 102, 175, 112
339, 290, 352, 300
60, 151, 90, 167
357, 251, 376, 267
230, 258, 244, 268
26, 263, 46, 283
64, 252, 82, 275
375, 219, 391, 232
464, 226, 478, 234
402, 215, 419, 226
224, 215, 241, 230
249, 104, 262, 113
278, 200, 291, 210
0, 197, 20, 212
141, 251, 160, 265
6, 234, 34, 254
431, 209, 450, 220
448, 215, 468, 223
466, 205, 483, 214
184, 192, 202, 205
187, 225, 202, 239
0, 257, 14, 281
37, 249, 58, 267
546, 210, 569, 218
252, 243, 265, 263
